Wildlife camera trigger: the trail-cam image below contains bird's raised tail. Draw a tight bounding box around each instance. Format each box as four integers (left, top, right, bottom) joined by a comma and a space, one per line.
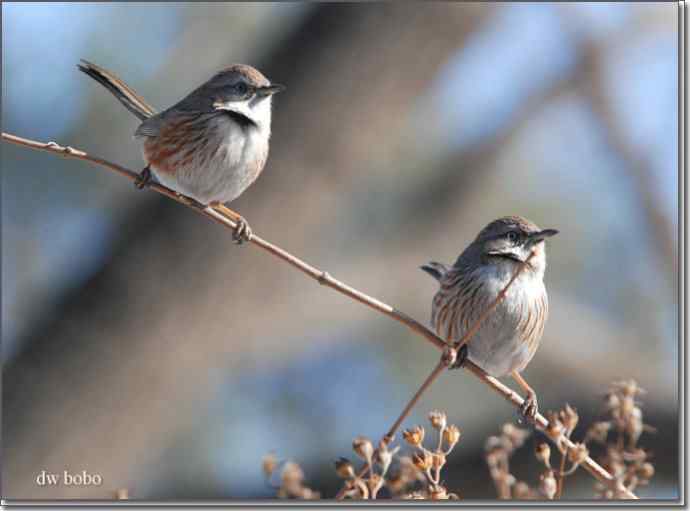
420, 261, 450, 281
77, 59, 157, 121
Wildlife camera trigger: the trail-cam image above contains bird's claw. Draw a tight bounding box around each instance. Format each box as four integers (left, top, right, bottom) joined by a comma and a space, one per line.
444, 344, 468, 370
232, 217, 253, 244
135, 166, 152, 190
518, 394, 538, 424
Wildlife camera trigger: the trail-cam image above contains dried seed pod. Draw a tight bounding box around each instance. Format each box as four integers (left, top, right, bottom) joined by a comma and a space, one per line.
621, 379, 639, 397
535, 442, 551, 467
561, 404, 579, 434
402, 425, 425, 447
539, 470, 557, 499
412, 451, 433, 471
431, 452, 446, 471
262, 453, 277, 477
638, 462, 655, 479
484, 435, 502, 452
429, 484, 448, 499
605, 391, 621, 411
443, 424, 462, 447
334, 457, 355, 479
502, 423, 530, 449
585, 421, 611, 444
352, 436, 374, 462
428, 410, 447, 430
281, 461, 304, 487
502, 423, 517, 436
545, 411, 564, 439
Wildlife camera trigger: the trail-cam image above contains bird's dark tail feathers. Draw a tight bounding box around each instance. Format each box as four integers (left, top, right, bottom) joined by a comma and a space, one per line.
77, 59, 157, 121
420, 261, 450, 281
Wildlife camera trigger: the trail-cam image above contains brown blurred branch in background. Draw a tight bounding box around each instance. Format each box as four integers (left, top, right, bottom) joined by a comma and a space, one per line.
1, 131, 638, 499
558, 10, 678, 281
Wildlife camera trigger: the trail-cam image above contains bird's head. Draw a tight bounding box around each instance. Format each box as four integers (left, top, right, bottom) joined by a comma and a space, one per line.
473, 216, 558, 277
203, 64, 285, 129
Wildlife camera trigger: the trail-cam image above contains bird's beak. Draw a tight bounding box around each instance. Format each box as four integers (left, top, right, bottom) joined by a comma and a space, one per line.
528, 229, 559, 243
256, 83, 286, 97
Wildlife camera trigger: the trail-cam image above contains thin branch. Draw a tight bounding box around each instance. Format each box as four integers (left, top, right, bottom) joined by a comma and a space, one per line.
1, 132, 637, 499
556, 443, 569, 498
386, 359, 448, 445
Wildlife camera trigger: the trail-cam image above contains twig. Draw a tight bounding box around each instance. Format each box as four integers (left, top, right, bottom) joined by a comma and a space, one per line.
386, 360, 448, 446
1, 132, 638, 499
556, 443, 569, 498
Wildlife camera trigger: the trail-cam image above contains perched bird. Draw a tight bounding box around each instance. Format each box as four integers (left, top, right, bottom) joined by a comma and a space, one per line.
78, 59, 285, 242
422, 216, 558, 418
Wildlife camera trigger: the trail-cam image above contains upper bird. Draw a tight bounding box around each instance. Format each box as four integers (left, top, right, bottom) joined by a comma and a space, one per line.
78, 59, 285, 242
421, 216, 558, 419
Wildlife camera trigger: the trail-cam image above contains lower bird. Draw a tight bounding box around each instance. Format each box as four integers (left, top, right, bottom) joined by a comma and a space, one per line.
422, 216, 558, 419
78, 59, 285, 242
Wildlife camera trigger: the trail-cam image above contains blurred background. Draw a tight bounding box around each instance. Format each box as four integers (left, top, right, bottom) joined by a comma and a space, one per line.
2, 2, 679, 501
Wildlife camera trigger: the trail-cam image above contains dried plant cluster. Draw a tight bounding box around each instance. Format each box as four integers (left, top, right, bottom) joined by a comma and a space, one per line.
334, 436, 401, 499
485, 423, 535, 498
396, 410, 462, 499
263, 380, 655, 501
263, 410, 463, 500
484, 414, 586, 500
262, 455, 320, 499
484, 379, 655, 500
589, 379, 656, 498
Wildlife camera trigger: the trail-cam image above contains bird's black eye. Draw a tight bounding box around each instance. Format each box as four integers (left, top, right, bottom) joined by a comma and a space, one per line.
506, 231, 520, 243
234, 82, 249, 95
